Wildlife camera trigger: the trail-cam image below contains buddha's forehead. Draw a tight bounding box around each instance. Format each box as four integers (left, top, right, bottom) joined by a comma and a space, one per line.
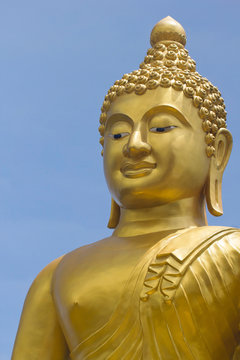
106, 86, 199, 124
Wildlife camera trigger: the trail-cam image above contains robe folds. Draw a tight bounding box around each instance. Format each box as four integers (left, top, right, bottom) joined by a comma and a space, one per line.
65, 226, 240, 360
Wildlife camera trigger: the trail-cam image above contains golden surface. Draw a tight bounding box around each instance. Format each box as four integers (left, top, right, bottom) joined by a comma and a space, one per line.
12, 17, 240, 360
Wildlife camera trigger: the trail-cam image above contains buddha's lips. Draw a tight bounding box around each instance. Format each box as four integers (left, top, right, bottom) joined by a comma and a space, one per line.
120, 161, 156, 178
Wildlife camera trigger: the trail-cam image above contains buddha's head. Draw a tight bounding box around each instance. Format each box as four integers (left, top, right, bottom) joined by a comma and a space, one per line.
99, 16, 233, 228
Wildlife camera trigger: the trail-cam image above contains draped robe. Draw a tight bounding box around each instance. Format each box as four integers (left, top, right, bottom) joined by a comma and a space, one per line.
53, 226, 240, 360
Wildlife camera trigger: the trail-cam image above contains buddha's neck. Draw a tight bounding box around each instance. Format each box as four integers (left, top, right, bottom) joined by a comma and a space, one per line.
113, 195, 207, 237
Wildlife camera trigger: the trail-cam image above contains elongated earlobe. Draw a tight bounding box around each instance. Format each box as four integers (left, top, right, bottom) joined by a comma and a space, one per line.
206, 169, 223, 216
107, 198, 120, 228
206, 128, 233, 216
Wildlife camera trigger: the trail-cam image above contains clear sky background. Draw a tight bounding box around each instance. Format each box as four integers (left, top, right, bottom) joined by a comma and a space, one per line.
1, 0, 240, 358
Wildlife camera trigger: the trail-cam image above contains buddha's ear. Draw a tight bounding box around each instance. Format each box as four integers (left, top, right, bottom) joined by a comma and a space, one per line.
206, 128, 233, 216
107, 198, 120, 228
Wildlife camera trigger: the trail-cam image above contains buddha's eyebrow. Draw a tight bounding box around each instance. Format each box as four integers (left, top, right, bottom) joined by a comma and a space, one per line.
105, 113, 132, 130
143, 105, 192, 127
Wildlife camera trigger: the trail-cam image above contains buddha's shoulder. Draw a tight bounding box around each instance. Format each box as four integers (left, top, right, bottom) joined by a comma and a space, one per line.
29, 237, 111, 286
194, 225, 240, 251
171, 225, 240, 275
201, 225, 240, 260
52, 235, 118, 278
172, 225, 240, 262
184, 226, 240, 293
24, 256, 65, 301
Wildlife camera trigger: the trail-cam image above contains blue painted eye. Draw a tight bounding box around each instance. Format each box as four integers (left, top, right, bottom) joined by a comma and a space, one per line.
150, 126, 176, 133
109, 132, 129, 140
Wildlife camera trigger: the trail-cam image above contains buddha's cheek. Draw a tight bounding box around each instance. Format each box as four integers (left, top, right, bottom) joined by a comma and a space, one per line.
164, 132, 210, 196
103, 142, 124, 194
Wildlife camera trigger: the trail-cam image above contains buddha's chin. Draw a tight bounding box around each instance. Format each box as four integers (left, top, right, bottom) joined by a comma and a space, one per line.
112, 180, 201, 209
113, 187, 167, 209
117, 196, 169, 210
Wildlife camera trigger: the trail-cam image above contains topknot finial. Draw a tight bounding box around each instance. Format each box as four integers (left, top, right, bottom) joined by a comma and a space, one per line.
150, 16, 186, 47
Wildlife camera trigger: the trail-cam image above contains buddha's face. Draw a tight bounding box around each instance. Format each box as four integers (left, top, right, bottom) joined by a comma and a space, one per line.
103, 86, 211, 209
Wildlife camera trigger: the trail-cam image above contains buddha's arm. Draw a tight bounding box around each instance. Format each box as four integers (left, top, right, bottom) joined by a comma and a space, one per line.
11, 256, 69, 360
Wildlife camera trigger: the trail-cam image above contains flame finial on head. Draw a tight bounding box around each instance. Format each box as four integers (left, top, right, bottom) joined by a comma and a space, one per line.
150, 16, 187, 47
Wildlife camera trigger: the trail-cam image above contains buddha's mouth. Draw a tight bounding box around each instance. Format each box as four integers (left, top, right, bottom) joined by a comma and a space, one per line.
120, 161, 156, 178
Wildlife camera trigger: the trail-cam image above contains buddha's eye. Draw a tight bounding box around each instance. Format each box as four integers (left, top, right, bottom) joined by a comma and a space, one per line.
150, 126, 177, 133
108, 132, 129, 140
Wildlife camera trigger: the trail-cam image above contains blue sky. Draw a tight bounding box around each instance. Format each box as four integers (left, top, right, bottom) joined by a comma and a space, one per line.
1, 0, 240, 358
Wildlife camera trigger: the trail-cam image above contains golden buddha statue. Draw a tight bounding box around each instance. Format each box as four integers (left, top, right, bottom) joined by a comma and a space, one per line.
12, 16, 240, 360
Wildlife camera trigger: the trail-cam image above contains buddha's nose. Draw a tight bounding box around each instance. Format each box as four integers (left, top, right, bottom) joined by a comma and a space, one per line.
123, 130, 151, 159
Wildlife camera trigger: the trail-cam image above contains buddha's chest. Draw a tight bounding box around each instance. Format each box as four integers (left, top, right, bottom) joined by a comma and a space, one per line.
52, 242, 154, 349
53, 232, 240, 359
